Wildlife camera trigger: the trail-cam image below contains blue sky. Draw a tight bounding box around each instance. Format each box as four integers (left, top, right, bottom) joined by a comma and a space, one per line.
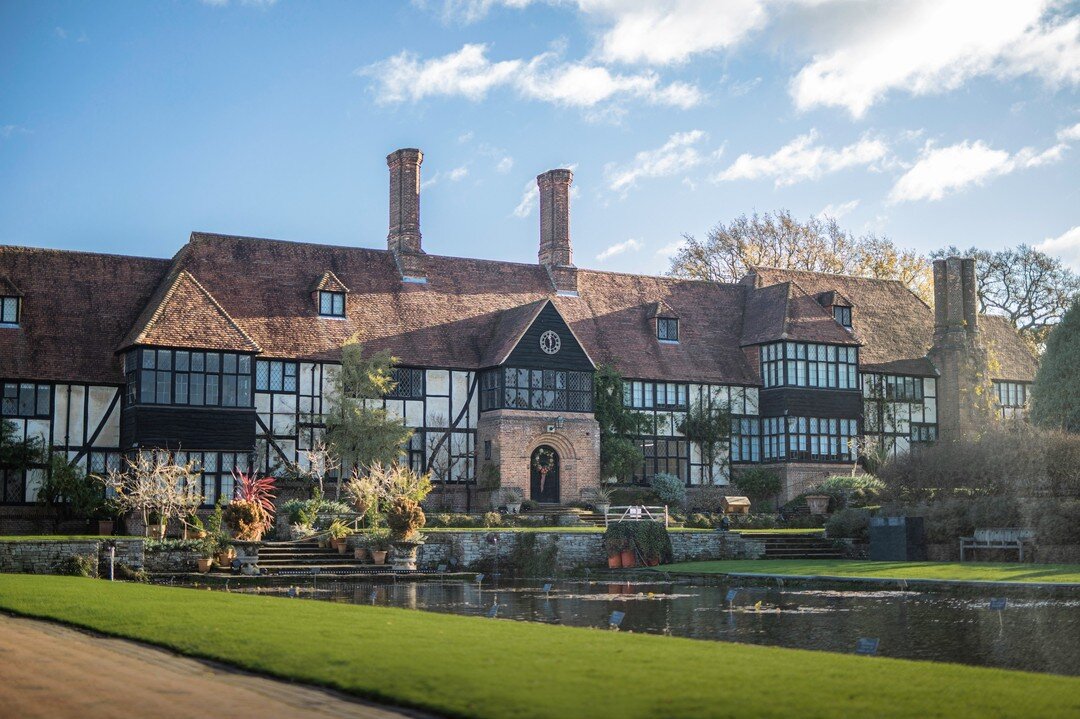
2, 0, 1078, 274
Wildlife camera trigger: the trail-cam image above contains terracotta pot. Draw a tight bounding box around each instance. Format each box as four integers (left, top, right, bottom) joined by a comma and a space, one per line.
620, 550, 636, 568
337, 542, 349, 554
354, 547, 369, 561
371, 550, 388, 565
607, 553, 622, 569
97, 520, 114, 536
196, 558, 213, 573
147, 523, 166, 540
216, 551, 234, 567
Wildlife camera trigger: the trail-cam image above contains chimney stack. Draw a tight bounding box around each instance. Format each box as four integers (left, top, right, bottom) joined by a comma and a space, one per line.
387, 148, 423, 254
932, 256, 978, 338
537, 169, 573, 267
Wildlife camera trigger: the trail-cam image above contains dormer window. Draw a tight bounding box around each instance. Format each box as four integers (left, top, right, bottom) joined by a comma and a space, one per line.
319, 291, 346, 318
834, 305, 852, 328
657, 317, 679, 343
0, 296, 19, 327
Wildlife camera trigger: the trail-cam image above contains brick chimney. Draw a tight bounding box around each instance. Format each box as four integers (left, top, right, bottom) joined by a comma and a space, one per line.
928, 256, 991, 442
387, 148, 423, 254
537, 169, 573, 267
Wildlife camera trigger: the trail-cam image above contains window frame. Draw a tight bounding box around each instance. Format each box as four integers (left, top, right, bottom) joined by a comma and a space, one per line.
0, 296, 19, 326
760, 341, 860, 390
833, 305, 852, 328
129, 347, 255, 408
1, 382, 51, 419
657, 317, 679, 343
319, 291, 346, 318
478, 367, 594, 413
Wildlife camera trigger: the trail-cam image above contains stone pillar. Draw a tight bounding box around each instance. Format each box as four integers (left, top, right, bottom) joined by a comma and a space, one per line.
387, 148, 423, 254
537, 169, 573, 267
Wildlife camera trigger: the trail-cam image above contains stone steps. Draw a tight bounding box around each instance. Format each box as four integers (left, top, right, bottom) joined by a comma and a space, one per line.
754, 534, 846, 560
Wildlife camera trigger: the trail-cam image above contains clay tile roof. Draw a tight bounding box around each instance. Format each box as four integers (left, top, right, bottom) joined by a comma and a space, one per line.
980, 314, 1038, 381
740, 281, 857, 347
311, 270, 350, 294
0, 246, 171, 383
119, 270, 261, 353
748, 267, 936, 375
815, 290, 853, 308
650, 300, 679, 319
480, 299, 549, 367
0, 274, 22, 296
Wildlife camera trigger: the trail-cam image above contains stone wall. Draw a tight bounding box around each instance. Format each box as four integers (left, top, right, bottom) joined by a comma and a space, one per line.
0, 539, 144, 575
143, 547, 201, 573
416, 530, 764, 571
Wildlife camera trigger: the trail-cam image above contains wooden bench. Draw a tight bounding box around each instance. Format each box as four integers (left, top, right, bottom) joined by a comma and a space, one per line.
960, 528, 1036, 562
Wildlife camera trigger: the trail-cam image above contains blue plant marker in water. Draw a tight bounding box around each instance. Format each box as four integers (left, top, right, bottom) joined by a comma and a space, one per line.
437, 564, 447, 573
725, 589, 739, 604
542, 583, 553, 593
989, 598, 1007, 611
855, 637, 880, 655
370, 589, 378, 604
476, 573, 485, 584
609, 611, 625, 629
488, 604, 499, 618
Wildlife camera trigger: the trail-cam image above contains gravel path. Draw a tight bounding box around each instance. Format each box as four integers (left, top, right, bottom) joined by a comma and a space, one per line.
0, 614, 435, 719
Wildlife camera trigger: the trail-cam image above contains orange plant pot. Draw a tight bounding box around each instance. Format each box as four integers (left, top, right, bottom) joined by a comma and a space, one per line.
620, 550, 636, 568
607, 553, 622, 569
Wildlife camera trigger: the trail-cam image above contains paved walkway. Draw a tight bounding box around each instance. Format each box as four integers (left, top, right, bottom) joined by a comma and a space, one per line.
0, 614, 433, 719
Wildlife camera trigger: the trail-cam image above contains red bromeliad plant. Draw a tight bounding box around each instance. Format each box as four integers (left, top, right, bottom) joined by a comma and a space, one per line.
232, 470, 277, 534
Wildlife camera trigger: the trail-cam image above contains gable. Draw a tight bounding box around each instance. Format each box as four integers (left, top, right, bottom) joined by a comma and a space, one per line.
502, 301, 593, 370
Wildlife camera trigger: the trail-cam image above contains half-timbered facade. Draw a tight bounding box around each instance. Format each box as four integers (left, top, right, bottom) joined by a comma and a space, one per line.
0, 148, 1039, 518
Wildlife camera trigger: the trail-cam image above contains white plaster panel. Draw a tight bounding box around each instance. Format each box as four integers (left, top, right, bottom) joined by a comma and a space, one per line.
405, 400, 424, 427
925, 397, 936, 423
67, 385, 86, 445
25, 469, 46, 502
744, 387, 759, 415
451, 372, 470, 417
255, 393, 272, 413
299, 363, 316, 395
426, 397, 450, 427
25, 419, 49, 446
51, 385, 69, 442
385, 400, 405, 422
426, 369, 450, 397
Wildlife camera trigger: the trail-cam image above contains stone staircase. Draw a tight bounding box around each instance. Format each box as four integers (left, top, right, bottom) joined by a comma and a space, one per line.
256, 541, 385, 575
751, 533, 846, 560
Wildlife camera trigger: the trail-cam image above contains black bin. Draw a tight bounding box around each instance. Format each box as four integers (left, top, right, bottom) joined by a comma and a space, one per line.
869, 516, 926, 561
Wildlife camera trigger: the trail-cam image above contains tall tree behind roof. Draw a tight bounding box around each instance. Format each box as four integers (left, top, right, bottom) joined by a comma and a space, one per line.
667, 210, 932, 303
1029, 298, 1080, 432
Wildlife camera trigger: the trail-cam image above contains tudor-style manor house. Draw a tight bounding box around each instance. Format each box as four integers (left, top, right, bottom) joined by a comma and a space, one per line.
1, 148, 1037, 517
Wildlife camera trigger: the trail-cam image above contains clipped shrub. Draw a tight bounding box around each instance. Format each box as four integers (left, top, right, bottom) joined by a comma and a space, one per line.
921, 500, 975, 543
969, 495, 1021, 529
733, 468, 782, 501
825, 508, 871, 540
818, 475, 885, 510
57, 553, 97, 578
609, 487, 660, 506
685, 513, 713, 529
1030, 500, 1080, 545
649, 473, 686, 508
602, 521, 674, 564
483, 511, 503, 528
223, 499, 270, 541
386, 496, 426, 540
728, 513, 779, 530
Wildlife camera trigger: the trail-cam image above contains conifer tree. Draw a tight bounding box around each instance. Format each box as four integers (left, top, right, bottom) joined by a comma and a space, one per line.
1030, 298, 1080, 432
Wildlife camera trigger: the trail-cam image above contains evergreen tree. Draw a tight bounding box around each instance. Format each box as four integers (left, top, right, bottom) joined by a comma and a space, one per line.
324, 338, 413, 472
1030, 298, 1080, 432
593, 365, 651, 482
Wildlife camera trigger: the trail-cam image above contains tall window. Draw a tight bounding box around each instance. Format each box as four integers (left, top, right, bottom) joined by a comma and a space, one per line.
994, 381, 1029, 419
730, 417, 761, 463
760, 342, 859, 390
388, 368, 424, 398
132, 348, 253, 408
0, 297, 19, 326
633, 437, 688, 483
762, 416, 858, 462
319, 291, 346, 317
833, 306, 852, 328
173, 450, 251, 507
622, 381, 688, 409
657, 318, 679, 342
1, 383, 51, 418
478, 367, 593, 412
255, 360, 298, 393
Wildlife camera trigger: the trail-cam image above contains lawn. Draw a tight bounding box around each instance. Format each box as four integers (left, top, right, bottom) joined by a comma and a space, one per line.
660, 559, 1080, 584
0, 576, 1077, 719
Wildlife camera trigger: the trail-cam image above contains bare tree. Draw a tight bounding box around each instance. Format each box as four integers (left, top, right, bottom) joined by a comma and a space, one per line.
668, 210, 932, 303
95, 450, 202, 537
933, 244, 1080, 351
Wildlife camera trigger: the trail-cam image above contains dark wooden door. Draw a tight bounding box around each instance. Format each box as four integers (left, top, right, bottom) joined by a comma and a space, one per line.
529, 446, 560, 503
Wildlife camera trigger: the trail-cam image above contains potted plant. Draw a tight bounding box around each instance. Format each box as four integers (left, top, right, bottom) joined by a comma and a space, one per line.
590, 485, 614, 516
146, 510, 166, 539
183, 512, 207, 540
805, 494, 830, 515
502, 487, 524, 515
96, 498, 121, 536
602, 526, 630, 568
369, 529, 390, 565
386, 496, 426, 570
196, 536, 215, 573
328, 519, 352, 553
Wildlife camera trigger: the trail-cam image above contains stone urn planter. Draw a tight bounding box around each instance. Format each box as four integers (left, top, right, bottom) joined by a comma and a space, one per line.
390, 539, 424, 571
595, 503, 611, 517
506, 502, 522, 515
805, 495, 830, 515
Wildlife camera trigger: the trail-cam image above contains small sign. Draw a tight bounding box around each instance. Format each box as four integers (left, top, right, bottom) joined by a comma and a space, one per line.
449, 557, 458, 566
487, 604, 499, 618
855, 638, 879, 656
369, 590, 378, 604
310, 567, 321, 575
476, 573, 485, 583
989, 598, 1007, 611
609, 610, 626, 628
725, 589, 739, 604
437, 564, 448, 573
542, 583, 553, 593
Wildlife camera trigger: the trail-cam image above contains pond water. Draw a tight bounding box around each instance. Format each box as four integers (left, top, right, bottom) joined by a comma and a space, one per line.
234, 578, 1080, 676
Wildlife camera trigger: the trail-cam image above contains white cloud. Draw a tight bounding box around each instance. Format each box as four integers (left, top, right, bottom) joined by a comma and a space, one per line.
1037, 225, 1080, 271
596, 238, 643, 260
0, 125, 29, 139
54, 27, 67, 39
359, 43, 703, 110
512, 179, 537, 218
495, 156, 514, 173
421, 165, 470, 189
888, 138, 1069, 203
605, 130, 708, 193
817, 199, 860, 220
1058, 121, 1080, 141
713, 130, 889, 187
656, 239, 687, 257
790, 0, 1080, 118
457, 131, 474, 144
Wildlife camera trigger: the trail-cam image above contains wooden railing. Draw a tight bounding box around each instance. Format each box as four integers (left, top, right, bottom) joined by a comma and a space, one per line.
604, 505, 669, 528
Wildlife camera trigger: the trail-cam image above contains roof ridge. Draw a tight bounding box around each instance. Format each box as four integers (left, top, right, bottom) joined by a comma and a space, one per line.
0, 243, 171, 263
753, 264, 909, 286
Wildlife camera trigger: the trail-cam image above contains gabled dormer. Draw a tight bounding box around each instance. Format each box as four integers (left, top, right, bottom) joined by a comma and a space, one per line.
0, 275, 22, 327
650, 300, 680, 344
815, 290, 854, 330
312, 271, 349, 318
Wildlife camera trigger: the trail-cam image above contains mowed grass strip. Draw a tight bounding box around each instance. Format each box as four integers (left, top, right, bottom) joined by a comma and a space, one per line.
0, 576, 1077, 719
661, 559, 1080, 584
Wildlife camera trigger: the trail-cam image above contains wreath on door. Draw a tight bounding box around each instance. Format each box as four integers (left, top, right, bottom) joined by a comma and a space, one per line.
532, 447, 557, 493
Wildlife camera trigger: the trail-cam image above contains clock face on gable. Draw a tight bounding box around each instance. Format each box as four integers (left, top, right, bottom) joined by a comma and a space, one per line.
539, 330, 561, 355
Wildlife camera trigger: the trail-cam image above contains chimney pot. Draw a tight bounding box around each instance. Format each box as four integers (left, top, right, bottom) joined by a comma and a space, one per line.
387, 148, 423, 254
537, 168, 573, 267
